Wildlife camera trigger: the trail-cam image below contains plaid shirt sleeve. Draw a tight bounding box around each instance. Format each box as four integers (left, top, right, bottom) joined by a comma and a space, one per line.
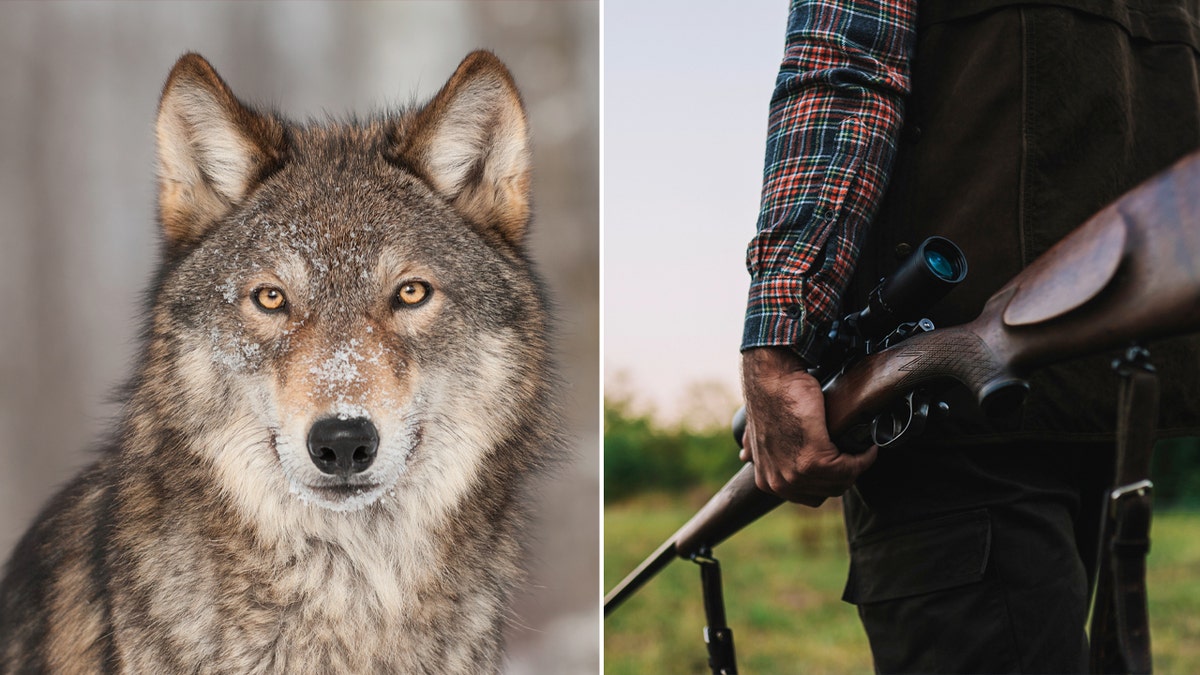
742, 0, 917, 363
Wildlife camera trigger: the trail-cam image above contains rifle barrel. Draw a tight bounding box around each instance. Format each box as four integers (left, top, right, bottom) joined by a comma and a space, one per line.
603, 539, 677, 615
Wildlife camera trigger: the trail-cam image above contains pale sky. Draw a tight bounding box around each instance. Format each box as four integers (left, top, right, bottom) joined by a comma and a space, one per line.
604, 0, 789, 420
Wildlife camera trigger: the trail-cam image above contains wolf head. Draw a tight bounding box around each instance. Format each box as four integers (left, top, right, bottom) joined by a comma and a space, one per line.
139, 53, 552, 523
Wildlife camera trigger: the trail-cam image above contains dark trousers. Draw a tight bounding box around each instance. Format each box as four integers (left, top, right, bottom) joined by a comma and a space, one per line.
840, 2, 1200, 672
843, 440, 1113, 672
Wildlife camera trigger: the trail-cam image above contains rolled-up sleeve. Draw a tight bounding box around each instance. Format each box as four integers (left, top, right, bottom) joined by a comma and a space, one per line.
742, 0, 917, 362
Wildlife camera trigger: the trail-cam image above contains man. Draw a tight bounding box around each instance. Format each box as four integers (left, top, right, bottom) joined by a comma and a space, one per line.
740, 0, 1200, 671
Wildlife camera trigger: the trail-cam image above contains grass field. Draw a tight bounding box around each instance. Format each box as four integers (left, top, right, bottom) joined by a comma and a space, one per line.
604, 495, 1200, 674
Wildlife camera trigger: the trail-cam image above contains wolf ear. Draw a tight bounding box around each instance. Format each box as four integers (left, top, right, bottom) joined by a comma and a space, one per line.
155, 53, 286, 250
395, 51, 532, 246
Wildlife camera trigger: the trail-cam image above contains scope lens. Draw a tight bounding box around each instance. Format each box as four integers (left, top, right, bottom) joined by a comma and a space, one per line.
925, 249, 956, 280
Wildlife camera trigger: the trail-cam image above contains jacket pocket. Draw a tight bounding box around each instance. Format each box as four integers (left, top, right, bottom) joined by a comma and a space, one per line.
842, 508, 991, 604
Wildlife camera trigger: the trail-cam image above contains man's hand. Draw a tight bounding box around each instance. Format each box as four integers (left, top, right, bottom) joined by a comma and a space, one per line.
740, 346, 877, 506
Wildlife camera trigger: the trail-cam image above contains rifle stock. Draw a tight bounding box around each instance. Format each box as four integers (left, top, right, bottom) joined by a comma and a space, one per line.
605, 148, 1200, 615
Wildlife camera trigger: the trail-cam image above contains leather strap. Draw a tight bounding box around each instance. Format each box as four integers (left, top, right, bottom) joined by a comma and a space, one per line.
1089, 346, 1158, 674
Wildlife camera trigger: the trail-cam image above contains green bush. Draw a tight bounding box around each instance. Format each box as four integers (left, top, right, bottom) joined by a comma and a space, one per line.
1152, 437, 1200, 509
604, 395, 744, 502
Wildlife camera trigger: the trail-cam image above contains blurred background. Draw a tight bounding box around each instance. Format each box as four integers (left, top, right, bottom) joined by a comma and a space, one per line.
0, 2, 597, 673
604, 1, 782, 424
603, 1, 1200, 673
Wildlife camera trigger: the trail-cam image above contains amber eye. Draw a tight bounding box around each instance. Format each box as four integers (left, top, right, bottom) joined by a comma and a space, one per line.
252, 286, 287, 313
394, 281, 432, 308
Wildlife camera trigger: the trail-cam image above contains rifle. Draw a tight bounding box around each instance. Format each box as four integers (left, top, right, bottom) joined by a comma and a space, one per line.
605, 148, 1200, 652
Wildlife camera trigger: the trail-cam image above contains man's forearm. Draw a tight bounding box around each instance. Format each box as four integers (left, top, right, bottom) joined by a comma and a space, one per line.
743, 0, 917, 363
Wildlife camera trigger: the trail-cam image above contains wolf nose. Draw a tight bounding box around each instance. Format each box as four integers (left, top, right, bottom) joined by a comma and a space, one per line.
307, 417, 378, 476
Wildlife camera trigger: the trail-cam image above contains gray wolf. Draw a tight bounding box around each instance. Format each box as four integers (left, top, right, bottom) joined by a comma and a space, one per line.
0, 50, 556, 673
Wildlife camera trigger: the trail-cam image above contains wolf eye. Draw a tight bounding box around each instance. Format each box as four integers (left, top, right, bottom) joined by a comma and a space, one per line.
394, 281, 432, 308
252, 286, 288, 313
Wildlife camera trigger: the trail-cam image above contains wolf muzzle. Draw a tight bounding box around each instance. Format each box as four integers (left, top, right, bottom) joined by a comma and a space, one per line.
307, 417, 379, 476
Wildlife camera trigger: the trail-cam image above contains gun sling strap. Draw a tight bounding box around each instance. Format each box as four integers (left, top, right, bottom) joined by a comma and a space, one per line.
1089, 345, 1158, 674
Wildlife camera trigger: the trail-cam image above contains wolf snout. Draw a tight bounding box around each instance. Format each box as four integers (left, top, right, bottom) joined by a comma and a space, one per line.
307, 417, 379, 477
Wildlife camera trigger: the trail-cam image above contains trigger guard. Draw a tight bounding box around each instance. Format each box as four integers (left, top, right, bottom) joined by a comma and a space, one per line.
870, 391, 931, 448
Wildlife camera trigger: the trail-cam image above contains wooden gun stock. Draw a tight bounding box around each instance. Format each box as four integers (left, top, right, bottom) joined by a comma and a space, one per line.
605, 149, 1200, 615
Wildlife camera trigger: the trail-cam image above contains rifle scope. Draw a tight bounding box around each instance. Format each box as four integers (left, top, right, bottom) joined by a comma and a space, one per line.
854, 236, 967, 342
